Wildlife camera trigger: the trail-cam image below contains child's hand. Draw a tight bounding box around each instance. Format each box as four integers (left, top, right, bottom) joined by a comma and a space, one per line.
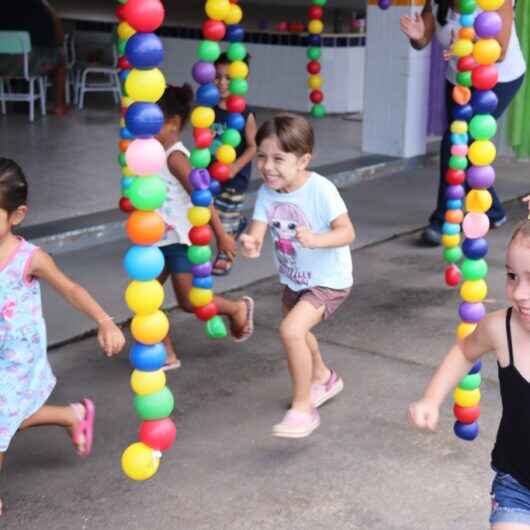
97, 320, 125, 357
408, 399, 439, 431
217, 233, 237, 259
523, 195, 530, 214
296, 226, 318, 249
399, 13, 425, 41
240, 234, 260, 258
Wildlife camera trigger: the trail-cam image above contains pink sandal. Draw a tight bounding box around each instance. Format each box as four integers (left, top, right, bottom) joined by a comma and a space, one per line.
232, 296, 255, 343
70, 398, 95, 457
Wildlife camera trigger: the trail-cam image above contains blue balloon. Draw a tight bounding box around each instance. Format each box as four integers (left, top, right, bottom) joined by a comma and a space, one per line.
446, 199, 463, 210
454, 420, 479, 441
442, 222, 460, 235
191, 189, 213, 207
307, 35, 322, 47
121, 176, 134, 189
469, 360, 482, 374
123, 245, 165, 281
120, 127, 134, 140
471, 90, 498, 114
125, 33, 164, 69
209, 179, 221, 196
119, 69, 130, 85
125, 102, 164, 138
459, 14, 475, 27
462, 237, 488, 260
129, 342, 166, 371
193, 275, 214, 289
197, 83, 220, 106
210, 139, 223, 155
226, 24, 245, 42
451, 133, 469, 145
452, 104, 473, 121
227, 113, 245, 131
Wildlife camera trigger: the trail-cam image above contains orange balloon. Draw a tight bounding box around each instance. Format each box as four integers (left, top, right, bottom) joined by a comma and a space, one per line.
126, 211, 165, 245
445, 210, 464, 224
452, 85, 471, 105
459, 27, 475, 40
119, 139, 132, 152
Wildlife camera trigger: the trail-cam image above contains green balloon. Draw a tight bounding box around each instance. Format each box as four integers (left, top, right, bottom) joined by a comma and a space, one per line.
460, 0, 476, 14
469, 114, 497, 141
307, 47, 322, 61
444, 246, 463, 264
461, 258, 488, 281
118, 38, 127, 57
118, 152, 127, 167
206, 315, 228, 339
129, 176, 166, 211
456, 71, 472, 88
449, 155, 468, 171
187, 245, 212, 265
190, 148, 212, 169
311, 103, 326, 118
458, 372, 481, 391
227, 42, 247, 62
312, 0, 327, 5
221, 128, 241, 148
197, 40, 221, 62
123, 187, 131, 198
229, 78, 248, 96
134, 387, 174, 420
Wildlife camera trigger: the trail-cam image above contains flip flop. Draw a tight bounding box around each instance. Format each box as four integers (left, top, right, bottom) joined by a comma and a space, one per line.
70, 398, 95, 458
162, 359, 182, 371
212, 251, 234, 277
232, 296, 255, 343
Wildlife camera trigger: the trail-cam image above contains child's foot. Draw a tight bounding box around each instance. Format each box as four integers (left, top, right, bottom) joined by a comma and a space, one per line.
230, 296, 255, 343
0, 497, 3, 516
162, 357, 182, 371
311, 369, 344, 408
69, 399, 95, 457
272, 408, 320, 438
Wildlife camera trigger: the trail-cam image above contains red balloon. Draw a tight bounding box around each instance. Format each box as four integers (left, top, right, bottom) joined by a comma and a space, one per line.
226, 95, 246, 114
458, 56, 478, 72
445, 169, 465, 185
472, 65, 498, 90
115, 4, 126, 20
118, 56, 132, 70
445, 265, 461, 287
310, 90, 324, 104
308, 6, 324, 19
210, 161, 231, 182
194, 128, 214, 149
123, 0, 165, 32
119, 197, 134, 213
307, 61, 321, 75
195, 302, 219, 321
203, 19, 226, 41
139, 418, 177, 452
189, 225, 213, 246
453, 404, 480, 424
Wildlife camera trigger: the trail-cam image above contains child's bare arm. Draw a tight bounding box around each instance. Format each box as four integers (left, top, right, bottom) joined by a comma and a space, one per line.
296, 213, 355, 249
240, 220, 267, 258
229, 113, 257, 178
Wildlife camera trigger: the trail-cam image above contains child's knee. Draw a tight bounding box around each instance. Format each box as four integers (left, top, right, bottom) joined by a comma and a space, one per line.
279, 319, 305, 343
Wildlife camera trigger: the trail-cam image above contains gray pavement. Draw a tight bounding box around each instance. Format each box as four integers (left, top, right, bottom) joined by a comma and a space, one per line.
2, 158, 530, 529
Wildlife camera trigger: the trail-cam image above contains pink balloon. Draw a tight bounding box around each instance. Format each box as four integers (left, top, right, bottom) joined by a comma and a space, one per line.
462, 212, 490, 239
126, 138, 166, 176
451, 144, 468, 157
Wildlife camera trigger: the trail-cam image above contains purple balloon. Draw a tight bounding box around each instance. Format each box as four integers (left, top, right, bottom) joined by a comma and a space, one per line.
467, 166, 495, 189
191, 262, 213, 277
459, 302, 486, 323
192, 61, 216, 84
378, 0, 391, 8
446, 184, 465, 200
472, 90, 498, 114
474, 12, 502, 38
189, 168, 211, 190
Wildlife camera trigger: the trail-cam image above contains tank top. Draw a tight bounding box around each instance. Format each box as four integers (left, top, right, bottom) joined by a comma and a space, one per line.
156, 141, 193, 247
435, 2, 526, 84
491, 308, 530, 490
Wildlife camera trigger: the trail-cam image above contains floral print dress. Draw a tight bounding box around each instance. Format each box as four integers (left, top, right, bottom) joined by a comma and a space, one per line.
0, 239, 56, 452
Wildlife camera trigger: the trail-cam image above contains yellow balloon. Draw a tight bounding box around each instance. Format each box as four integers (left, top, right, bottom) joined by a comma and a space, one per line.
452, 39, 474, 58
122, 166, 135, 177
228, 60, 249, 80
466, 189, 493, 213
473, 38, 501, 65
125, 69, 166, 103
454, 387, 481, 408
477, 0, 504, 10
131, 310, 169, 345
205, 0, 231, 21
442, 234, 460, 248
460, 279, 488, 303
188, 206, 211, 227
216, 145, 236, 164
121, 442, 160, 481
189, 287, 214, 307
119, 117, 126, 127
125, 280, 164, 315
117, 21, 136, 41
191, 107, 215, 129
121, 96, 134, 109
468, 140, 496, 166
130, 369, 166, 396
308, 75, 323, 89
308, 20, 324, 34
224, 4, 243, 24
457, 322, 477, 341
450, 120, 468, 134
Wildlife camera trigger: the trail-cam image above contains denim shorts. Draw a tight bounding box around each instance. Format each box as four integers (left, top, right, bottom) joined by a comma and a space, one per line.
490, 470, 530, 525
159, 243, 192, 274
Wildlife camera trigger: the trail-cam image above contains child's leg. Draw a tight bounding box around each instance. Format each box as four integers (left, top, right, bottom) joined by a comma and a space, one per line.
0, 452, 4, 515
157, 265, 182, 367
492, 524, 530, 529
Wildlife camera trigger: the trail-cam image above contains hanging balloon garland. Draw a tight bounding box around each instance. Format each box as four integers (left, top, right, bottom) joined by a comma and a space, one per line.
307, 0, 326, 118
115, 0, 178, 481
447, 0, 504, 441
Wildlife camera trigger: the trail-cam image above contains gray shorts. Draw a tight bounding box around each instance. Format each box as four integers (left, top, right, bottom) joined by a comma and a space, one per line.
282, 285, 351, 320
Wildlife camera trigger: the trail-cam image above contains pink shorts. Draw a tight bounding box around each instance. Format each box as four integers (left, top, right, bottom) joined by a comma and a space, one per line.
282, 285, 351, 320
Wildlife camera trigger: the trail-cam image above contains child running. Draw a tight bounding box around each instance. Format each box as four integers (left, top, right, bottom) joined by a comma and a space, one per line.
155, 84, 254, 369
0, 158, 125, 515
410, 218, 530, 528
240, 113, 355, 438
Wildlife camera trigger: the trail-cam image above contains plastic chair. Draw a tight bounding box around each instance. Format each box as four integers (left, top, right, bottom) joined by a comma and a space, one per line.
0, 31, 46, 122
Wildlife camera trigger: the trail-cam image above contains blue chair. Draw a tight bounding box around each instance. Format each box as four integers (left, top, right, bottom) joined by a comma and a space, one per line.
0, 31, 47, 122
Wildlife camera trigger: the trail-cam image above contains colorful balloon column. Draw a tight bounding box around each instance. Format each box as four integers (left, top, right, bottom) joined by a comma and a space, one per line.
117, 0, 177, 480
307, 0, 327, 118
448, 0, 504, 441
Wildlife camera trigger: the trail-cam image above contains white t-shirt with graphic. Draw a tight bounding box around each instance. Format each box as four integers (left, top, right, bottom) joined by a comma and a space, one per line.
253, 172, 353, 292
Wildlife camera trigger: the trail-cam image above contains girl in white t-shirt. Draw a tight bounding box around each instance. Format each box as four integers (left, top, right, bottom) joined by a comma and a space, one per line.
155, 85, 254, 369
